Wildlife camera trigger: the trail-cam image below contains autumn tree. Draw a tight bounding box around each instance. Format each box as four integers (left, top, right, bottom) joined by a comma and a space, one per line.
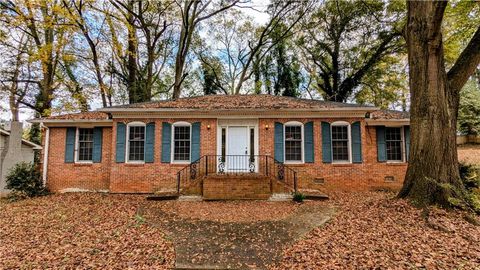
0, 0, 74, 117
196, 1, 309, 96
398, 1, 480, 207
105, 0, 175, 104
172, 0, 241, 99
63, 0, 112, 107
0, 33, 32, 121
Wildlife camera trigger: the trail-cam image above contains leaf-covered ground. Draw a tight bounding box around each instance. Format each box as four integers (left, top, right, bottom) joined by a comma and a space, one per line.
155, 200, 301, 223
272, 192, 480, 270
0, 193, 174, 269
1, 191, 479, 269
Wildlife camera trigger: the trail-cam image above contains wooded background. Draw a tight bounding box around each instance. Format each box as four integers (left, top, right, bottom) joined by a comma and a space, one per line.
0, 0, 479, 136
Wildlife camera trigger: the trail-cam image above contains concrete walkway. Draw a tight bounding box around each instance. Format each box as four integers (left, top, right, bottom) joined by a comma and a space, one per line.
140, 203, 335, 269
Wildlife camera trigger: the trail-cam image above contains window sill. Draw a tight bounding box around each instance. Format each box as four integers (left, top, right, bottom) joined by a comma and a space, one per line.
171, 161, 190, 165
74, 162, 93, 167
386, 162, 407, 166
284, 161, 304, 165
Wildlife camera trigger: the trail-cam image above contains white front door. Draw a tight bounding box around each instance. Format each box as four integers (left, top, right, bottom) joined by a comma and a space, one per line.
227, 126, 249, 172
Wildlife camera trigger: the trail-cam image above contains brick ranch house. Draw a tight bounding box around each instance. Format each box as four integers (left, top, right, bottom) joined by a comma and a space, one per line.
31, 95, 410, 199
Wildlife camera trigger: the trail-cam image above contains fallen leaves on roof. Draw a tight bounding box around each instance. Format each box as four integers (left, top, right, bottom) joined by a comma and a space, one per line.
109, 94, 370, 110
41, 111, 110, 120
371, 109, 410, 119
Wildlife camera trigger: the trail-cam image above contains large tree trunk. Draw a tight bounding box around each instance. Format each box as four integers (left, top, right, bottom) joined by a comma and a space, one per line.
399, 1, 474, 206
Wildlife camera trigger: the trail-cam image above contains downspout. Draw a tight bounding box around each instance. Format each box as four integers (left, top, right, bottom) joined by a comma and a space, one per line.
41, 123, 49, 187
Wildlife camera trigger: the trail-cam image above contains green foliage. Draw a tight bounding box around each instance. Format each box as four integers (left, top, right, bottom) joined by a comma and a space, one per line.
6, 162, 48, 199
199, 56, 224, 95
355, 55, 409, 110
453, 163, 480, 213
459, 163, 480, 188
443, 1, 480, 67
268, 23, 302, 97
458, 79, 480, 135
293, 192, 306, 203
298, 0, 405, 102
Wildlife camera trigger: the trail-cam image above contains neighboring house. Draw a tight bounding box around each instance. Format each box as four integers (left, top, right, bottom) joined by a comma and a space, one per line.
31, 95, 410, 199
0, 122, 42, 196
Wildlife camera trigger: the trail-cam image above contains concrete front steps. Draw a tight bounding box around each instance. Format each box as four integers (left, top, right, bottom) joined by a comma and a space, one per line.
202, 174, 272, 200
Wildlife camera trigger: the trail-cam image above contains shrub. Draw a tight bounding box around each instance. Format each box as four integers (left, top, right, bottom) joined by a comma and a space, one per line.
458, 162, 480, 213
459, 163, 480, 191
6, 162, 48, 199
292, 192, 306, 203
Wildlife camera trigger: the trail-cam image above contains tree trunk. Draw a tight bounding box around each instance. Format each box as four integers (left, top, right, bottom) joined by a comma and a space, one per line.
126, 0, 139, 104
398, 1, 464, 206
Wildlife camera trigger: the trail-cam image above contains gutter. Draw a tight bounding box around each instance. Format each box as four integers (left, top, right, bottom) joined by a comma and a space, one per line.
98, 107, 378, 113
365, 119, 410, 126
29, 119, 112, 124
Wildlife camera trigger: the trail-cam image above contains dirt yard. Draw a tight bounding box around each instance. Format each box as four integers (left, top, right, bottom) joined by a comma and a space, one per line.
458, 144, 480, 165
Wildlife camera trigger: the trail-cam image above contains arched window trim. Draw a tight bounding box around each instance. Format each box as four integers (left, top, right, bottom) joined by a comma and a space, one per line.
126, 121, 146, 163
284, 121, 304, 164
330, 121, 352, 163
171, 121, 192, 163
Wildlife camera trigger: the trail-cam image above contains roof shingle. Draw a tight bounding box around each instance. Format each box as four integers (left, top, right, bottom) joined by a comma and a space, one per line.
45, 111, 110, 120
370, 110, 410, 120
105, 95, 372, 110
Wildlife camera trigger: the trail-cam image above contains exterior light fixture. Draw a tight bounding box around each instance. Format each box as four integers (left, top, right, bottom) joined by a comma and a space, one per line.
265, 124, 269, 130
207, 124, 211, 130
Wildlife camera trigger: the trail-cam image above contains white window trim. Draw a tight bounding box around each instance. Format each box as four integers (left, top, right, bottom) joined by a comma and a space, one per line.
75, 127, 93, 163
331, 121, 352, 164
171, 121, 192, 164
386, 126, 406, 163
126, 122, 146, 164
284, 121, 304, 164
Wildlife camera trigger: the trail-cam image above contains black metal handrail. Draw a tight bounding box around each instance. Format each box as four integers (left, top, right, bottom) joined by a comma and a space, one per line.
176, 155, 298, 193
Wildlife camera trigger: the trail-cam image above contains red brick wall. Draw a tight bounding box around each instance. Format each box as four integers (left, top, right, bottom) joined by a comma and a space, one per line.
46, 127, 112, 192
44, 117, 406, 193
259, 118, 406, 192
109, 118, 217, 193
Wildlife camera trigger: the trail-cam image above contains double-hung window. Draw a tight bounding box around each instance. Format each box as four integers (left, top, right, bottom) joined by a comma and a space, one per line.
128, 124, 145, 162
77, 128, 93, 162
385, 127, 403, 161
331, 123, 350, 162
173, 124, 191, 162
284, 123, 303, 162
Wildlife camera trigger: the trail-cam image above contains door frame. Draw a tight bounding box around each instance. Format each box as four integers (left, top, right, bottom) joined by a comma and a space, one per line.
217, 119, 259, 172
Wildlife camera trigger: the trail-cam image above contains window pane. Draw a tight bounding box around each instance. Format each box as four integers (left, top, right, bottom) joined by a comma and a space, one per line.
221, 128, 226, 159
250, 128, 254, 160
78, 128, 93, 161
332, 125, 349, 162
285, 125, 302, 161
174, 126, 190, 161
385, 127, 402, 161
332, 141, 349, 161
128, 126, 145, 161
332, 126, 348, 140
285, 126, 301, 140
285, 140, 302, 161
